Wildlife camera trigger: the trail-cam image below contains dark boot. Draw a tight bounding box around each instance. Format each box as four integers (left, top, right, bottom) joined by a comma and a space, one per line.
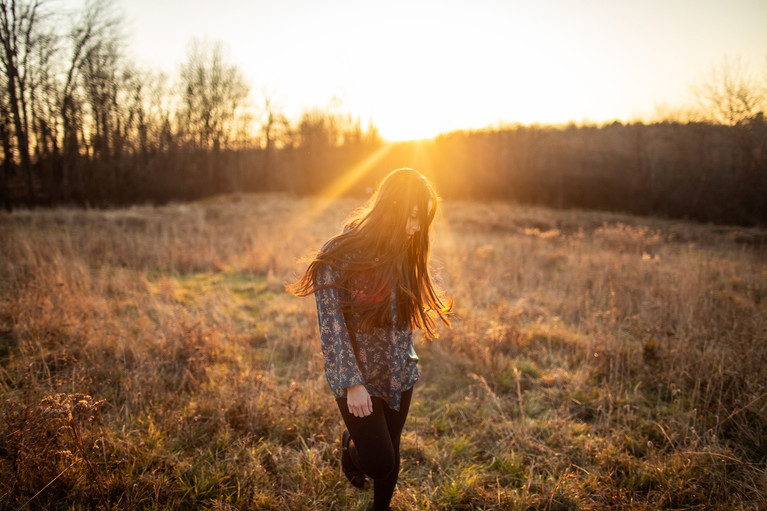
341, 430, 366, 488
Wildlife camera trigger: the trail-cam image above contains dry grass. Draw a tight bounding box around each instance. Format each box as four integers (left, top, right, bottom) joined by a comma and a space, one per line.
1, 193, 765, 510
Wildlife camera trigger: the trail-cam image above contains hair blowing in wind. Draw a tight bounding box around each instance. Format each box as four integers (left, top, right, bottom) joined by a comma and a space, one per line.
288, 168, 452, 338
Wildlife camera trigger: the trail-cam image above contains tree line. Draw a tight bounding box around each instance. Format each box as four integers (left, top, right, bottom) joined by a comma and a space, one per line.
1, 0, 765, 226
0, 0, 381, 207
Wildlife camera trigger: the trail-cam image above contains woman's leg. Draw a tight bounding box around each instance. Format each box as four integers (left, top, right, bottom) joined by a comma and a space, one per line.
336, 388, 413, 510
371, 388, 412, 508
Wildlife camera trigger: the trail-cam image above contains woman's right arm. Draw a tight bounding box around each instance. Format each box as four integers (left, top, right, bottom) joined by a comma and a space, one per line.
315, 264, 367, 399
345, 384, 373, 417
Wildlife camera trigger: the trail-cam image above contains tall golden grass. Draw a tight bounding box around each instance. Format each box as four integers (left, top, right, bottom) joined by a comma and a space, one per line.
1, 194, 765, 510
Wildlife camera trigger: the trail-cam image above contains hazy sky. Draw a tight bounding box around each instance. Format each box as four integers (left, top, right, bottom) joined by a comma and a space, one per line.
117, 0, 767, 140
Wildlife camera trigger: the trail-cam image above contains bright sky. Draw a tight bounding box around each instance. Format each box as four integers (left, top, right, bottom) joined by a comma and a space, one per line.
118, 0, 766, 141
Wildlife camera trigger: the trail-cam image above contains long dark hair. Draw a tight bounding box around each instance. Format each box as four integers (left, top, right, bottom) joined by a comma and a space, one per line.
288, 168, 452, 338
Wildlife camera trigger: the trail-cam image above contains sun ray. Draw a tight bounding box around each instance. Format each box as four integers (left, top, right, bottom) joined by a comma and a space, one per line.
316, 143, 394, 203
285, 143, 396, 248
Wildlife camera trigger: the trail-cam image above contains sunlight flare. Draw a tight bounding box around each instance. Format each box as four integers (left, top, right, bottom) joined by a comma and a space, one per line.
317, 144, 394, 201
286, 143, 395, 239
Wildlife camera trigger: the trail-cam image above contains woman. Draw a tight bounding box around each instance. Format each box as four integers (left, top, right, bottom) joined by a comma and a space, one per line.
288, 168, 452, 510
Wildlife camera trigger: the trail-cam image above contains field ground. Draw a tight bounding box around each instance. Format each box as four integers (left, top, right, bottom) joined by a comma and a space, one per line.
1, 194, 766, 510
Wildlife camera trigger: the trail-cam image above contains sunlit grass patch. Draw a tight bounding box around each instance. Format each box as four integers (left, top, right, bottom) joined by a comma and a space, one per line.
145, 269, 269, 306
486, 449, 527, 486
523, 318, 591, 359
435, 463, 485, 508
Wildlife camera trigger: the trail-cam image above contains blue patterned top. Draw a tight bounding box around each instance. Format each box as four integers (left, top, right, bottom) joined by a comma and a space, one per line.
314, 262, 419, 411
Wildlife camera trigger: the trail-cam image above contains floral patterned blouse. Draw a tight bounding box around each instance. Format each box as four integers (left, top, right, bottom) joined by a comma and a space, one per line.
314, 262, 419, 411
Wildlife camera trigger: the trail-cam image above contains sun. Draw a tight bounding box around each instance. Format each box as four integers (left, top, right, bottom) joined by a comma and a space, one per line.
376, 115, 451, 143
341, 68, 465, 142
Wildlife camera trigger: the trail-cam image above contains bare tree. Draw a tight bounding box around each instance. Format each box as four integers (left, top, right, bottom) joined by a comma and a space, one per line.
81, 36, 120, 161
143, 70, 174, 153
179, 39, 249, 151
0, 0, 45, 203
260, 95, 289, 149
0, 80, 12, 210
28, 24, 59, 175
694, 57, 767, 209
59, 0, 121, 198
693, 57, 766, 126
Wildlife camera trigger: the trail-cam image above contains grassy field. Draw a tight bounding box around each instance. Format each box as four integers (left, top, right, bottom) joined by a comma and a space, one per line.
1, 194, 766, 510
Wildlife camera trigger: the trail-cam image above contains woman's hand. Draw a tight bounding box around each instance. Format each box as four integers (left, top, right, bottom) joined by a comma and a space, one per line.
346, 384, 373, 417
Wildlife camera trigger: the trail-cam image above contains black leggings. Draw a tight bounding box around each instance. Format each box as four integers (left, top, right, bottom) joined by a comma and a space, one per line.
336, 387, 413, 511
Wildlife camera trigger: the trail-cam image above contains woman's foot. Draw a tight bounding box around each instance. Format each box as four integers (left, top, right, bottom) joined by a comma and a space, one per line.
341, 430, 366, 488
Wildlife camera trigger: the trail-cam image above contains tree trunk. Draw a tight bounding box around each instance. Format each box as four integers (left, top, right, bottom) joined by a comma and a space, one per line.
1, 49, 34, 205
0, 105, 13, 211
